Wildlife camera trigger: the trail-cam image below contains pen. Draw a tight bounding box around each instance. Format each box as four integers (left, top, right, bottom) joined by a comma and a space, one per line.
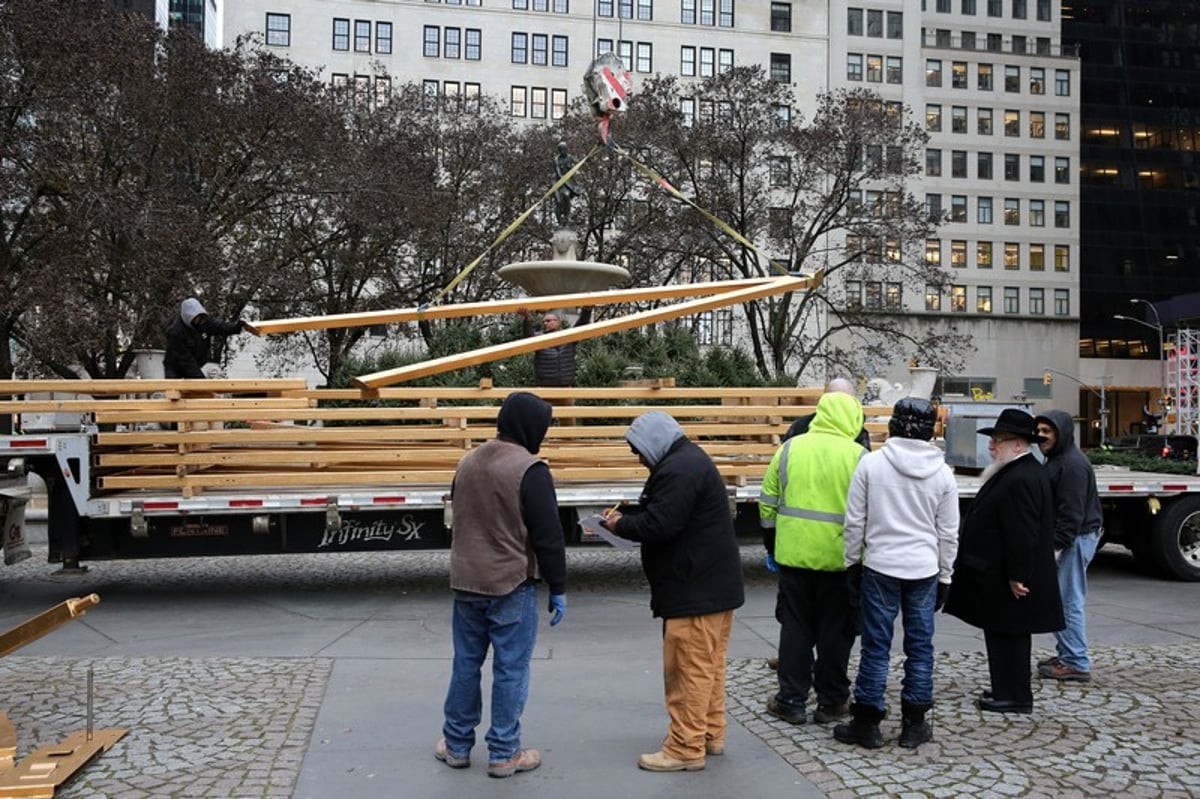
605, 501, 620, 516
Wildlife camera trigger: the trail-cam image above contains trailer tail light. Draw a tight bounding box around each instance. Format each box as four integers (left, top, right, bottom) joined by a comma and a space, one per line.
373, 496, 407, 504
229, 499, 264, 508
8, 439, 48, 448
143, 501, 179, 510
300, 498, 328, 506
1105, 485, 1134, 492
1162, 484, 1190, 492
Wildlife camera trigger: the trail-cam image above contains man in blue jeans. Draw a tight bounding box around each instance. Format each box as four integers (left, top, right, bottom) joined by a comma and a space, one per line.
1034, 410, 1103, 683
834, 398, 960, 749
435, 392, 567, 778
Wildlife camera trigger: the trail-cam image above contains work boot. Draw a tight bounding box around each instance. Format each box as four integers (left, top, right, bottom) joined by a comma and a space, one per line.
487, 748, 541, 778
637, 750, 705, 772
813, 702, 850, 724
898, 700, 934, 749
832, 702, 884, 749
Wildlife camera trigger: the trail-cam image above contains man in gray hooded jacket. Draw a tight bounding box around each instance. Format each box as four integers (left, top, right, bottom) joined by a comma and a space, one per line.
1034, 409, 1103, 683
602, 411, 744, 773
163, 297, 249, 379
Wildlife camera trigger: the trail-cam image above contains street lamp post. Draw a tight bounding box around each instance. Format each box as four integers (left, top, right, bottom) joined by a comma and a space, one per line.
1115, 297, 1167, 432
1043, 367, 1111, 447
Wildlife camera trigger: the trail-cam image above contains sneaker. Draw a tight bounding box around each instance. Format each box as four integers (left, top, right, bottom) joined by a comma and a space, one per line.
705, 740, 725, 756
434, 738, 470, 769
637, 750, 705, 772
766, 696, 807, 725
1038, 661, 1092, 682
1037, 654, 1062, 668
487, 748, 541, 778
812, 702, 850, 724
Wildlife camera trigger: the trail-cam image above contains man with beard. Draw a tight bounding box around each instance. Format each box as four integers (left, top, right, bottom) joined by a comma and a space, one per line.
944, 408, 1063, 714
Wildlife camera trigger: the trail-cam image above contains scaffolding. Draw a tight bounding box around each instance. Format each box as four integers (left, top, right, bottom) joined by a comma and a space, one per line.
1167, 328, 1199, 436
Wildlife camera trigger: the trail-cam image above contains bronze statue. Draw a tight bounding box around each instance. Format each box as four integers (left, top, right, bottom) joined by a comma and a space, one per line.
553, 141, 579, 227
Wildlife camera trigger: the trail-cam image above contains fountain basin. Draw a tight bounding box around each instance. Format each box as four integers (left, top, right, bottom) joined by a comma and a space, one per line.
498, 260, 630, 297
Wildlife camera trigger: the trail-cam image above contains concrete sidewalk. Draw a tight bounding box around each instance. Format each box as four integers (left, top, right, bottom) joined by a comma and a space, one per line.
1, 544, 1198, 798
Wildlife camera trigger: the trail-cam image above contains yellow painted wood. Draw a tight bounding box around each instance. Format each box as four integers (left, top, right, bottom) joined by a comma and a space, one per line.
0, 728, 126, 797
0, 379, 306, 396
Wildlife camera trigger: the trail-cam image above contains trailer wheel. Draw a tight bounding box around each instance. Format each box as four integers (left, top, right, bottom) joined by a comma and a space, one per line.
1153, 495, 1200, 582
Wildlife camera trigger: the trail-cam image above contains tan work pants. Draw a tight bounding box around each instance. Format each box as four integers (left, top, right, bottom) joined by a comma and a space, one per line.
661, 609, 735, 760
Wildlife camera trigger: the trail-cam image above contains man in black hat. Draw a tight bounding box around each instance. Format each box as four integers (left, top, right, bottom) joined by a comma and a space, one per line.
944, 408, 1064, 715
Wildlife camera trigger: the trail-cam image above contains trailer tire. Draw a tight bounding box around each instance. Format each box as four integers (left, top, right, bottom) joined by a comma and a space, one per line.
1152, 496, 1200, 582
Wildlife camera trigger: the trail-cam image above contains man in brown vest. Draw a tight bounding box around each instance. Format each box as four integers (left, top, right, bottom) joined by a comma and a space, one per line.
435, 392, 567, 778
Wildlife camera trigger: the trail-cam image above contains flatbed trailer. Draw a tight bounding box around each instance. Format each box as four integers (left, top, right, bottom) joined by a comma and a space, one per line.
1, 381, 1198, 581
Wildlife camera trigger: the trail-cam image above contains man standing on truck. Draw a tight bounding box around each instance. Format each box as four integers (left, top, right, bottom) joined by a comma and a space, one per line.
435, 391, 567, 779
519, 307, 593, 388
760, 392, 865, 727
163, 297, 252, 379
600, 410, 744, 772
1034, 410, 1104, 684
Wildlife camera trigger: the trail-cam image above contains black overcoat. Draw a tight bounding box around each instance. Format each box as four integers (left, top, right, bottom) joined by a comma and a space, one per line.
945, 453, 1064, 635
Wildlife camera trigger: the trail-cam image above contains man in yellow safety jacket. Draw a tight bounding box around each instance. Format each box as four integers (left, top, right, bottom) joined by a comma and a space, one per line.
759, 391, 866, 726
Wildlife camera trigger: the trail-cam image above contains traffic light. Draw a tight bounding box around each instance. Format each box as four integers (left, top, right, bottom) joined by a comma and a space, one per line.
1043, 371, 1053, 386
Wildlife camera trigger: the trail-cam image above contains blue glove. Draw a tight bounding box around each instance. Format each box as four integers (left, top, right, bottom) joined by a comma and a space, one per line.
765, 553, 779, 574
548, 594, 566, 626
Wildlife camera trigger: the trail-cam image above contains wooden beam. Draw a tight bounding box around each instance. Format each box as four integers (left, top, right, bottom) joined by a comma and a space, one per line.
0, 379, 307, 396
245, 278, 778, 335
354, 274, 815, 389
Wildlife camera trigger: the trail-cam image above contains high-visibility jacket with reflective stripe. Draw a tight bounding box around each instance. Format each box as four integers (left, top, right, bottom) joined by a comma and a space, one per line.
759, 429, 865, 572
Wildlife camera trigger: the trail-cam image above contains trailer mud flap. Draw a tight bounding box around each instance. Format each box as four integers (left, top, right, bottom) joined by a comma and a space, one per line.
0, 496, 30, 565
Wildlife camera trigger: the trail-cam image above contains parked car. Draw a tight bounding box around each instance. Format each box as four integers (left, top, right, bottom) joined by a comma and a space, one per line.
1107, 434, 1198, 461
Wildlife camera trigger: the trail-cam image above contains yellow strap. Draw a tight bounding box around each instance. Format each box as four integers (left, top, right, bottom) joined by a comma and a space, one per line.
427, 144, 604, 308
611, 145, 791, 276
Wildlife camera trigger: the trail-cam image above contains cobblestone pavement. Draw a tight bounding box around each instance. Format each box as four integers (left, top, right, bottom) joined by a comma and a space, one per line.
727, 644, 1200, 799
2, 546, 1199, 797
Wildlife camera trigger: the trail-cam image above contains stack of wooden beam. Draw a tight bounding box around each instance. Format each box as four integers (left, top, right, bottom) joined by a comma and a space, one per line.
0, 379, 892, 497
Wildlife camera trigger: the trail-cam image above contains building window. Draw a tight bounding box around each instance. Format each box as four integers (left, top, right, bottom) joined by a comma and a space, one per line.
952, 149, 967, 178
718, 0, 734, 27
963, 0, 977, 13
847, 53, 863, 81
769, 156, 791, 187
951, 239, 967, 267
1004, 287, 1019, 314
1055, 69, 1070, 96
951, 285, 967, 312
266, 13, 290, 47
354, 20, 371, 52
885, 282, 902, 309
512, 32, 527, 63
334, 18, 351, 51
1054, 201, 1070, 227
951, 195, 967, 222
865, 281, 882, 310
1013, 0, 1027, 18
510, 85, 527, 116
926, 104, 942, 132
978, 63, 993, 90
977, 241, 993, 268
926, 285, 942, 311
600, 0, 614, 15
636, 41, 653, 72
1054, 289, 1069, 316
1030, 156, 1045, 183
978, 151, 993, 179
552, 35, 568, 66
423, 25, 439, 57
375, 21, 393, 54
375, 76, 391, 107
926, 239, 942, 267
555, 0, 569, 10
680, 97, 695, 126
977, 286, 993, 314
951, 106, 967, 133
887, 11, 902, 38
978, 196, 993, 223
1030, 287, 1044, 315
1037, 0, 1050, 21
1055, 244, 1069, 271
1030, 242, 1045, 270
926, 59, 942, 87
1029, 67, 1045, 95
1004, 198, 1019, 225
848, 7, 863, 35
531, 86, 547, 118
1029, 199, 1044, 226
420, 78, 437, 109
619, 0, 633, 18
952, 61, 968, 89
552, 88, 568, 118
987, 32, 1002, 51
771, 2, 791, 31
1004, 109, 1019, 137
1029, 111, 1045, 139
926, 194, 943, 222
886, 56, 902, 84
936, 0, 951, 10
1004, 241, 1019, 269
867, 8, 882, 36
531, 33, 548, 65
845, 280, 863, 309
696, 46, 714, 76
988, 0, 1002, 15
977, 108, 993, 135
445, 27, 462, 58
962, 31, 977, 49
771, 53, 791, 82
464, 82, 481, 113
682, 46, 696, 76
1004, 153, 1019, 180
866, 55, 882, 82
1005, 65, 1019, 92
638, 0, 653, 20
1055, 113, 1070, 140
1055, 157, 1070, 184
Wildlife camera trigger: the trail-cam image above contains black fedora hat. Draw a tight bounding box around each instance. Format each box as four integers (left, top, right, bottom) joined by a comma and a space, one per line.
977, 408, 1045, 443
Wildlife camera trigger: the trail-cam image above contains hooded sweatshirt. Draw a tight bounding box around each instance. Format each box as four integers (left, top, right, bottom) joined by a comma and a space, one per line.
1034, 409, 1104, 550
163, 297, 244, 379
449, 392, 566, 596
843, 437, 961, 582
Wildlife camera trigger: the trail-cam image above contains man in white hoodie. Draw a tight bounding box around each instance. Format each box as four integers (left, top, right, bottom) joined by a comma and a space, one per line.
833, 398, 959, 750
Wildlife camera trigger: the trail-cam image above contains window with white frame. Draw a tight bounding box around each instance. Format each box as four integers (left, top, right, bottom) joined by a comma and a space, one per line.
266, 13, 290, 46
552, 35, 568, 66
925, 285, 942, 311
445, 28, 462, 58
681, 46, 696, 76
637, 42, 652, 72
335, 18, 351, 51
847, 53, 863, 81
1003, 287, 1019, 314
512, 32, 527, 63
510, 86, 527, 116
354, 20, 371, 52
1054, 288, 1069, 316
976, 286, 993, 314
1055, 69, 1070, 96
886, 56, 901, 83
375, 21, 392, 54
530, 87, 547, 118
718, 48, 733, 73
1030, 287, 1044, 314
978, 196, 993, 223
551, 88, 568, 118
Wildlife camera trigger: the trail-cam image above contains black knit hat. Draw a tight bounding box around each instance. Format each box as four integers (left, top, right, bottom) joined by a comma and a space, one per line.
888, 397, 937, 441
